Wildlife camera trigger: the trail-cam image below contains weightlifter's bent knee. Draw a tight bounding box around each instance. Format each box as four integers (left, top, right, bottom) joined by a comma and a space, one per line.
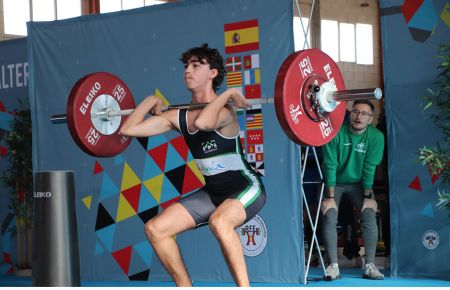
144, 218, 165, 243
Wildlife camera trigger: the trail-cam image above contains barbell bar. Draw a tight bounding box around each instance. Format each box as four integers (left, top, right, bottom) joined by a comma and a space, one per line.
50, 97, 275, 122
51, 86, 381, 122
51, 48, 383, 157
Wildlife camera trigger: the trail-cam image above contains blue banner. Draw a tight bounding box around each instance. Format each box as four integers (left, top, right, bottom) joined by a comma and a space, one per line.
28, 0, 303, 283
0, 37, 28, 274
380, 0, 450, 280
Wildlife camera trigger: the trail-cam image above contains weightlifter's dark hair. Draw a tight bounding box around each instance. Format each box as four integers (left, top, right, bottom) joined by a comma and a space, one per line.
353, 99, 375, 113
181, 43, 227, 92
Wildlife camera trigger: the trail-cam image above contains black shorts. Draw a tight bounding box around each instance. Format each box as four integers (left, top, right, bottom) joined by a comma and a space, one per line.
178, 183, 266, 228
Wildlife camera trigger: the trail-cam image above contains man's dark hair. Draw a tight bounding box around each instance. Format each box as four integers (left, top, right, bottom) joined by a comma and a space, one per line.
353, 99, 374, 112
181, 43, 227, 92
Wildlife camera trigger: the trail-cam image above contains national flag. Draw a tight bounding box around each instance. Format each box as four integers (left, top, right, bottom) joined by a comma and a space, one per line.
244, 69, 260, 85
246, 112, 263, 129
247, 153, 256, 163
226, 71, 242, 87
255, 144, 263, 153
245, 84, 261, 99
247, 129, 264, 145
226, 56, 242, 72
224, 19, 259, 54
243, 54, 260, 69
256, 161, 265, 176
256, 152, 264, 161
240, 131, 245, 150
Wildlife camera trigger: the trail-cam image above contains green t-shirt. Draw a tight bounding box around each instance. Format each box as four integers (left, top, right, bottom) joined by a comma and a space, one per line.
322, 123, 385, 190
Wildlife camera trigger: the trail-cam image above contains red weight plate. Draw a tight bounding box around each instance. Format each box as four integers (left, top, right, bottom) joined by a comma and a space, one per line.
66, 72, 135, 157
274, 49, 346, 146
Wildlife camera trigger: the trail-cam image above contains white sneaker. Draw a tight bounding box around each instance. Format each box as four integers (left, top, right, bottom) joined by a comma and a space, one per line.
324, 263, 340, 280
363, 263, 384, 280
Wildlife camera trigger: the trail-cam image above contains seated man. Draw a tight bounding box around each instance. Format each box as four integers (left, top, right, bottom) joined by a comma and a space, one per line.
321, 100, 385, 280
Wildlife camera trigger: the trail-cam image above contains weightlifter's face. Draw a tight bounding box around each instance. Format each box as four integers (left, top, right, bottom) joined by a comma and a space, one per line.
183, 57, 216, 91
349, 103, 373, 133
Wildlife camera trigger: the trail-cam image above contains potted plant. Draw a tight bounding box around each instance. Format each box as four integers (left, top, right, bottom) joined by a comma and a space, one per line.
1, 104, 33, 275
418, 43, 450, 211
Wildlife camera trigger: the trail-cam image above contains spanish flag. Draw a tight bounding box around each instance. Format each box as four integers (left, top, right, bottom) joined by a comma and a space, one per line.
224, 19, 259, 54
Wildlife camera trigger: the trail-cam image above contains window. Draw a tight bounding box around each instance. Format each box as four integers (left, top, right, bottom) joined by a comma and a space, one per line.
356, 23, 373, 65
32, 0, 55, 22
293, 17, 311, 51
3, 0, 81, 36
100, 0, 166, 13
339, 23, 355, 62
321, 19, 373, 65
3, 0, 30, 36
56, 0, 82, 20
321, 20, 339, 61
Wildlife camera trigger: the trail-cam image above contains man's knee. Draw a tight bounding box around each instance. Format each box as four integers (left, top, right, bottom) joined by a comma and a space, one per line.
209, 213, 236, 238
322, 208, 338, 224
360, 208, 377, 225
144, 218, 163, 243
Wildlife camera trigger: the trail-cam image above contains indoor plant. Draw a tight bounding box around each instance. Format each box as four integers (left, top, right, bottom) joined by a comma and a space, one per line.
1, 104, 33, 273
418, 43, 450, 211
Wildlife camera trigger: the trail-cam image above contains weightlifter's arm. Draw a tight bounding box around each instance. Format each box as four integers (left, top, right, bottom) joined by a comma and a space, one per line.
120, 95, 177, 137
194, 88, 250, 130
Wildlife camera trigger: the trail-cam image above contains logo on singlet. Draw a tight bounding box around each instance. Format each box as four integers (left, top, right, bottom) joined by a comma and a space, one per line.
236, 215, 268, 257
201, 140, 218, 154
422, 230, 439, 250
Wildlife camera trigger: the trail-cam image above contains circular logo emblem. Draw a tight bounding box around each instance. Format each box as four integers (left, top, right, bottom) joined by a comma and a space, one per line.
422, 230, 440, 250
236, 215, 268, 257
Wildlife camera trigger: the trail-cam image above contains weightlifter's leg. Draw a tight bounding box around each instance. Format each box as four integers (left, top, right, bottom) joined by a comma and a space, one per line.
209, 199, 249, 287
145, 202, 196, 286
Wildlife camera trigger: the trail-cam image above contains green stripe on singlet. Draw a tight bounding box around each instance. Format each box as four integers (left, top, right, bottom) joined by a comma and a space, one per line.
237, 171, 262, 208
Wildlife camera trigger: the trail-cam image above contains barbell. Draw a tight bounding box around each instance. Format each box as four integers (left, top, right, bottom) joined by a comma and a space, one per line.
50, 49, 382, 157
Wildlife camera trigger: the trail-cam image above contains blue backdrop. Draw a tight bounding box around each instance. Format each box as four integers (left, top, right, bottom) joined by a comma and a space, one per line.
27, 0, 304, 283
0, 37, 29, 275
380, 0, 450, 280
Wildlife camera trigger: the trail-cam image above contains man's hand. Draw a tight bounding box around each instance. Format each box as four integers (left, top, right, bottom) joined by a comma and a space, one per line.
321, 197, 337, 214
361, 198, 377, 212
226, 88, 250, 109
147, 96, 164, 115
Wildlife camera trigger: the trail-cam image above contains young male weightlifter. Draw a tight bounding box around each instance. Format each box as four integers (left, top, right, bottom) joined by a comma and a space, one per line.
120, 44, 266, 286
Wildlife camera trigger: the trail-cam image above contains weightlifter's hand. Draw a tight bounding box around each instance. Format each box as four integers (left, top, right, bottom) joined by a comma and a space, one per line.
146, 95, 164, 115
226, 88, 251, 109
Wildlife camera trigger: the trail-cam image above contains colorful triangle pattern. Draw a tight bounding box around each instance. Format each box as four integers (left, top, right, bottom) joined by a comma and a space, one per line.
142, 154, 163, 181
142, 174, 165, 203
408, 176, 422, 191
148, 143, 168, 172
121, 162, 142, 191
421, 202, 434, 218
170, 135, 190, 161
96, 224, 116, 252
99, 172, 120, 201
112, 246, 132, 275
129, 269, 150, 281
82, 195, 92, 209
165, 143, 187, 172
138, 185, 158, 213
92, 133, 209, 281
122, 184, 142, 213
116, 193, 137, 222
94, 161, 103, 175
95, 203, 115, 231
